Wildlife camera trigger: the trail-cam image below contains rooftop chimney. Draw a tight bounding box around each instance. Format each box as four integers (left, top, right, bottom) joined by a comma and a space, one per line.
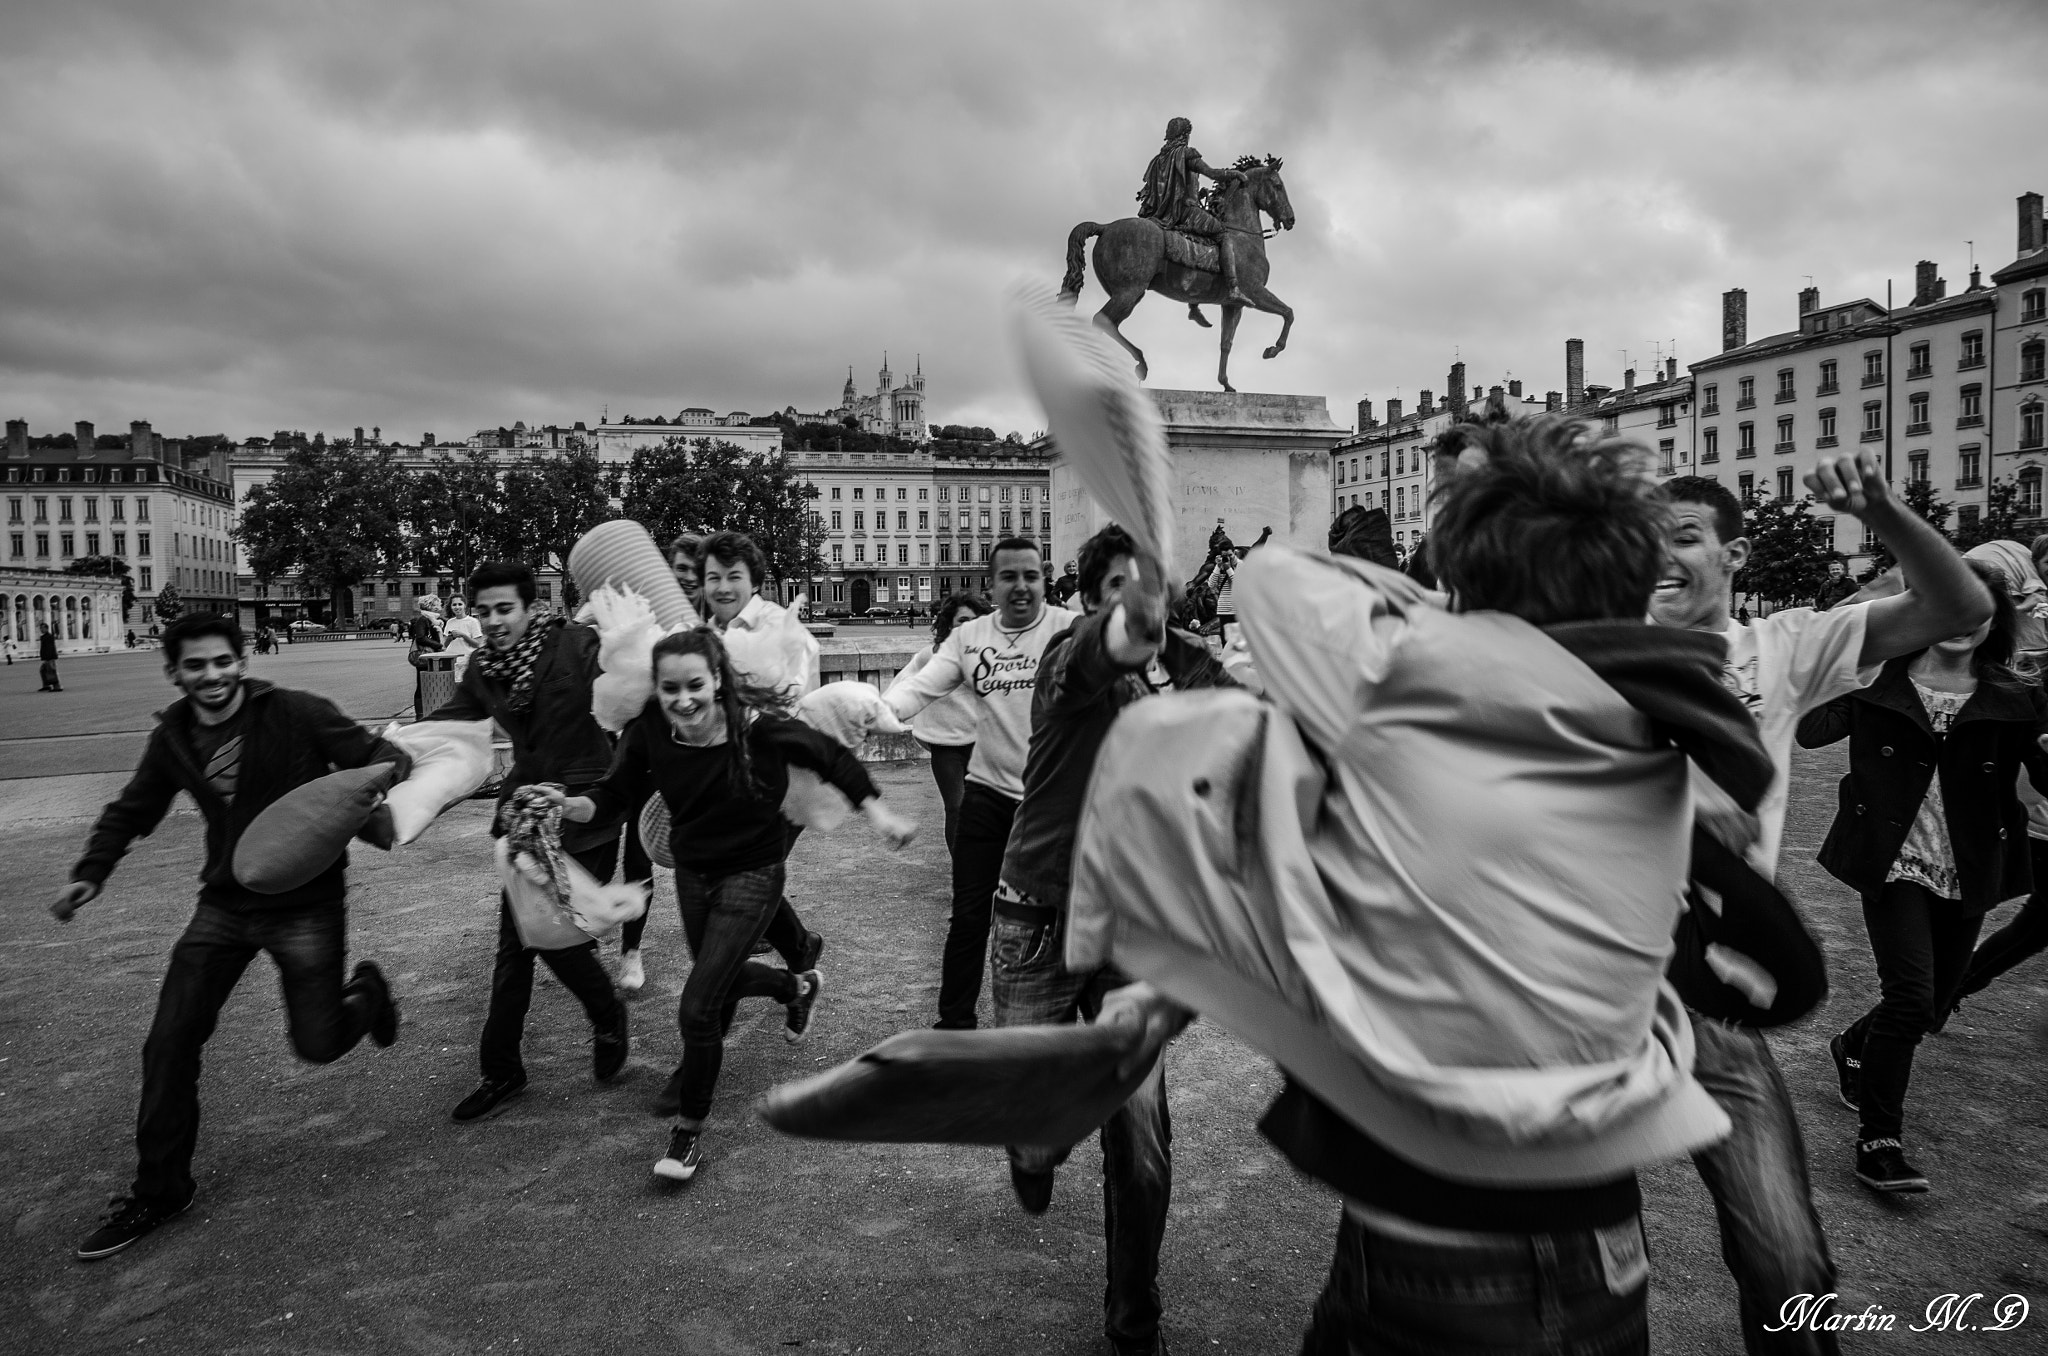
1545, 391, 1562, 413
423, 432, 436, 447
1799, 286, 1820, 316
1565, 339, 1585, 409
130, 421, 154, 461
1387, 397, 1405, 425
1624, 368, 1637, 394
5, 418, 26, 458
1508, 379, 1523, 398
1722, 289, 1748, 352
1970, 266, 1983, 290
76, 420, 94, 454
1446, 362, 1468, 416
1419, 389, 1435, 417
2019, 191, 2043, 255
1664, 357, 1677, 382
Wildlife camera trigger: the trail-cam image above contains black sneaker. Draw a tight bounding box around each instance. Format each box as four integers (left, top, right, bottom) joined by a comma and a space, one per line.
654, 1124, 702, 1182
784, 970, 823, 1044
1855, 1138, 1929, 1193
650, 1065, 684, 1118
352, 961, 399, 1049
75, 1194, 192, 1261
1828, 1032, 1860, 1112
1010, 1163, 1056, 1215
592, 1004, 629, 1082
451, 1076, 527, 1122
796, 930, 825, 975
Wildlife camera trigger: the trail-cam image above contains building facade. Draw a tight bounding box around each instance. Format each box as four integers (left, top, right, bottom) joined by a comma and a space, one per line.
1, 567, 127, 654
4, 419, 236, 620
1991, 192, 2048, 514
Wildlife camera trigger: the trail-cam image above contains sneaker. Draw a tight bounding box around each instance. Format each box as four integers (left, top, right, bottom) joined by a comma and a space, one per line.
784, 970, 823, 1044
654, 1124, 702, 1181
1855, 1138, 1929, 1193
1010, 1163, 1056, 1215
75, 1194, 192, 1261
451, 1076, 527, 1122
796, 930, 825, 975
1828, 1032, 1860, 1112
650, 1065, 684, 1118
618, 949, 646, 994
352, 960, 399, 1049
592, 1004, 630, 1082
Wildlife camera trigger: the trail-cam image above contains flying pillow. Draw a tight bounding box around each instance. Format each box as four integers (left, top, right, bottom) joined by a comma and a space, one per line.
234, 762, 403, 894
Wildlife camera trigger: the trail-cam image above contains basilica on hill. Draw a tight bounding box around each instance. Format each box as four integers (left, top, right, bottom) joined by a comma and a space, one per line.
828, 354, 929, 443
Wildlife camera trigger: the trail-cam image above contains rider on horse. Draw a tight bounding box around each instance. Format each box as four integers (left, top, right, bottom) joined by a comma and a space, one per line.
1136, 117, 1250, 307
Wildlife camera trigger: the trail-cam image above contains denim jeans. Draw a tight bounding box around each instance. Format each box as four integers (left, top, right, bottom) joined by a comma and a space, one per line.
920, 739, 974, 856
1842, 881, 1985, 1142
617, 807, 812, 971
990, 905, 1171, 1355
1955, 837, 2048, 1001
479, 839, 623, 1084
1299, 1209, 1649, 1355
671, 862, 800, 1122
1686, 1014, 1840, 1356
619, 791, 655, 952
133, 902, 379, 1207
938, 782, 1018, 1029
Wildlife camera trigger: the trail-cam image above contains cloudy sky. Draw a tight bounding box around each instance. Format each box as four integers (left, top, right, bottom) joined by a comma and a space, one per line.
2, 0, 2043, 444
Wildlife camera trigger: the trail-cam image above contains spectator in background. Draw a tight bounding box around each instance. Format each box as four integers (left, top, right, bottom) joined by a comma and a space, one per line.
888, 591, 992, 855
407, 595, 445, 663
1052, 561, 1080, 606
1814, 560, 1860, 611
39, 626, 62, 691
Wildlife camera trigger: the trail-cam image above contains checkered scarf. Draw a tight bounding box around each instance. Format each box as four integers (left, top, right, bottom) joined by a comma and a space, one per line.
471, 616, 554, 714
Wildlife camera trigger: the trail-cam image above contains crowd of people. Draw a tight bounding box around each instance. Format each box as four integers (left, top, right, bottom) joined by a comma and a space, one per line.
39, 410, 2048, 1354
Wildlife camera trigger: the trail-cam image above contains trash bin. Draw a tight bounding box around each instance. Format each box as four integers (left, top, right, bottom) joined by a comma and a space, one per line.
415, 653, 460, 721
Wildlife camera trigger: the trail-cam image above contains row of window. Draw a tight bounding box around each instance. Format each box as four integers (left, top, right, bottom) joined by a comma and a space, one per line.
825, 539, 1058, 566
1699, 395, 2046, 462
823, 485, 1036, 504
1701, 324, 2046, 417
1325, 486, 1426, 520
6, 495, 153, 525
825, 508, 1053, 533
8, 530, 151, 560
1334, 448, 1424, 484
2, 464, 164, 485
1903, 448, 1987, 489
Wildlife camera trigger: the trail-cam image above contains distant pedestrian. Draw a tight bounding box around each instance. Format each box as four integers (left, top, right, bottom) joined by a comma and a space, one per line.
39, 626, 62, 691
3, 634, 17, 665
50, 612, 408, 1260
126, 629, 138, 650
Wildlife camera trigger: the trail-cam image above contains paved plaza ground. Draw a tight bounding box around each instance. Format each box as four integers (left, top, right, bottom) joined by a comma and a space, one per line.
1, 643, 2045, 1353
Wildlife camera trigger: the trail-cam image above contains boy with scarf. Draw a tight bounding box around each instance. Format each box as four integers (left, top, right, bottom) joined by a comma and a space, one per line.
53, 612, 408, 1259
431, 562, 631, 1122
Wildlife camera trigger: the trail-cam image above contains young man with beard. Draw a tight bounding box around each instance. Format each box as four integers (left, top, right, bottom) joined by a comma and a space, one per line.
991, 524, 1177, 1356
52, 613, 408, 1260
885, 537, 1080, 1029
431, 562, 631, 1122
1651, 457, 1989, 1352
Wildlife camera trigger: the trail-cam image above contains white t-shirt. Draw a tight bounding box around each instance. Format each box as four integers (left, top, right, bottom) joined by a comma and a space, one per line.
1713, 604, 1879, 877
442, 615, 484, 652
884, 605, 1081, 799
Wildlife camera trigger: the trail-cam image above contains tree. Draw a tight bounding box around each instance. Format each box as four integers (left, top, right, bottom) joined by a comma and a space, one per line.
1867, 481, 1953, 572
64, 554, 136, 618
236, 442, 412, 621
618, 437, 825, 588
408, 447, 505, 589
495, 448, 616, 608
1734, 494, 1840, 609
1953, 478, 2030, 553
154, 584, 183, 624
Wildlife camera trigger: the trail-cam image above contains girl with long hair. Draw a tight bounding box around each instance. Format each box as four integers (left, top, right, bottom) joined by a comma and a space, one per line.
554, 628, 915, 1182
1797, 559, 2048, 1194
887, 590, 991, 856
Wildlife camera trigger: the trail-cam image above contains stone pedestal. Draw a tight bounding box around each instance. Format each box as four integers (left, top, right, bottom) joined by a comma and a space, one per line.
1047, 390, 1341, 585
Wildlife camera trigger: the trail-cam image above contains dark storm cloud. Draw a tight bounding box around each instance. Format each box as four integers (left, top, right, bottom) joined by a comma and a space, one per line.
0, 0, 2042, 439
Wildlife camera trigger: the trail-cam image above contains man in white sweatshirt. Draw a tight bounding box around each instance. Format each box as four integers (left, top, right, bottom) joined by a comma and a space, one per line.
885, 537, 1079, 1028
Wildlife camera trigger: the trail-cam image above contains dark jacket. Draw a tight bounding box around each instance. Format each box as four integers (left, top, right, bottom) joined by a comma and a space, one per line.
1796, 656, 2048, 910
40, 632, 58, 662
71, 679, 410, 911
427, 617, 620, 851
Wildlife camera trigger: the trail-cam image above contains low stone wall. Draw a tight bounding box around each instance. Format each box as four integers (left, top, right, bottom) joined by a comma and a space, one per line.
818, 635, 927, 762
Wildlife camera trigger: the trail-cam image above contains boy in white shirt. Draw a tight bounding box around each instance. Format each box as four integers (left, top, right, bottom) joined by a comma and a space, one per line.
885, 538, 1079, 1028
1650, 451, 1989, 1353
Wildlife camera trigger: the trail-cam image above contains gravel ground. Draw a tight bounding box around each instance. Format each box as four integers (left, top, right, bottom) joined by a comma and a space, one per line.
1, 702, 2044, 1352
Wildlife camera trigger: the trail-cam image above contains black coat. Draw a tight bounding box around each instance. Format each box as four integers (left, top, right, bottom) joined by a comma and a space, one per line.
72, 680, 410, 911
427, 617, 620, 851
1796, 656, 2048, 910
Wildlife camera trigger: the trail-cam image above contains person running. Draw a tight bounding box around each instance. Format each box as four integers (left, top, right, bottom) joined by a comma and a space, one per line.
884, 538, 1080, 1029
51, 612, 407, 1260
1796, 562, 2047, 1193
991, 525, 1178, 1356
1650, 459, 1989, 1352
887, 590, 991, 856
429, 562, 632, 1123
552, 628, 915, 1181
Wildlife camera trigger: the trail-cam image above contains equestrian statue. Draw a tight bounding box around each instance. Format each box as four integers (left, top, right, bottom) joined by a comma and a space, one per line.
1059, 116, 1297, 392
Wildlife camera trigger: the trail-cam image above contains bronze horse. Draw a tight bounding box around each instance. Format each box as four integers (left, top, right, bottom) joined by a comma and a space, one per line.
1060, 156, 1297, 392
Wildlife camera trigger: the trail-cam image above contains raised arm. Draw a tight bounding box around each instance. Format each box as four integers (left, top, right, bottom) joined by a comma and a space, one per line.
882, 628, 967, 723
1806, 449, 1992, 665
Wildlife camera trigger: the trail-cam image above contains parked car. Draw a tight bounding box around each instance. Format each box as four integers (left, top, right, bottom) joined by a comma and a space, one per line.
287, 619, 322, 632
863, 605, 910, 620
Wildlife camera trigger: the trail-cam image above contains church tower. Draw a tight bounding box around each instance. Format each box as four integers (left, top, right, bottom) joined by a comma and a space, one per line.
914, 354, 924, 395
878, 352, 892, 400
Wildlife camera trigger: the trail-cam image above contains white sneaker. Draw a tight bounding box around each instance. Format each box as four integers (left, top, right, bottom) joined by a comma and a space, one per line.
618, 949, 645, 994
654, 1123, 701, 1181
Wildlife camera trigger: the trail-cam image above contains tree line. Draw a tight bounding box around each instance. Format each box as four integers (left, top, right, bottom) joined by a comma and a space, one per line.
235, 437, 825, 620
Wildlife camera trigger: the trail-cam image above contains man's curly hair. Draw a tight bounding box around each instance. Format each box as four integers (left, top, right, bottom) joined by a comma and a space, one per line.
1427, 415, 1668, 626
